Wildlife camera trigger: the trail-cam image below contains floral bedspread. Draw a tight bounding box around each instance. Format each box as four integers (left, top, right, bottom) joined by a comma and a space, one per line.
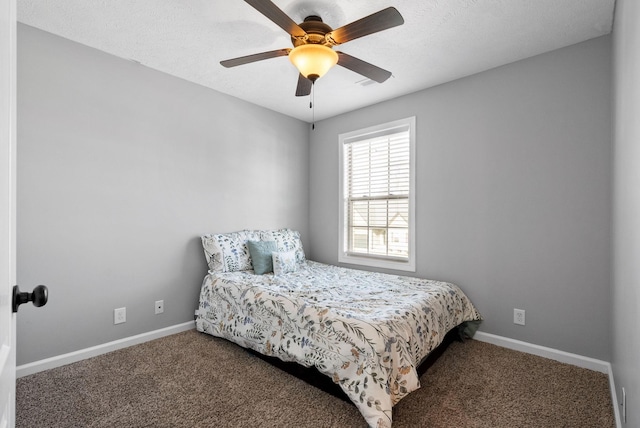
195, 261, 482, 428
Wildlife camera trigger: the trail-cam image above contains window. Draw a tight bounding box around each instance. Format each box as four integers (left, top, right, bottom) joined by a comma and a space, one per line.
338, 117, 416, 271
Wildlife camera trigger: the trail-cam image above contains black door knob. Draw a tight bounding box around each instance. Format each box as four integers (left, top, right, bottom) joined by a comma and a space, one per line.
12, 285, 48, 313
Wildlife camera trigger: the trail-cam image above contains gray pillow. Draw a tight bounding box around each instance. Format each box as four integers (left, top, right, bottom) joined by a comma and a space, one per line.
247, 240, 278, 274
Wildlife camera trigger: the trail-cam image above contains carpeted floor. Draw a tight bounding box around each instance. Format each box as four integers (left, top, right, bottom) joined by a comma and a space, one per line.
16, 329, 614, 427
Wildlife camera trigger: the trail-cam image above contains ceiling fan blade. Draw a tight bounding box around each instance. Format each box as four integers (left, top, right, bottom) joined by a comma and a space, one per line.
220, 48, 291, 68
326, 7, 404, 45
245, 0, 307, 38
295, 74, 313, 97
337, 52, 392, 83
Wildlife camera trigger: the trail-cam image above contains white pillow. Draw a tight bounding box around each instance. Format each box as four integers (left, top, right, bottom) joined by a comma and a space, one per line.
260, 229, 306, 264
272, 251, 298, 275
201, 230, 261, 272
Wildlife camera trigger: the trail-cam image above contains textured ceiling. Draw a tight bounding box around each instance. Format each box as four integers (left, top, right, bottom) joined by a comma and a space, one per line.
17, 0, 615, 122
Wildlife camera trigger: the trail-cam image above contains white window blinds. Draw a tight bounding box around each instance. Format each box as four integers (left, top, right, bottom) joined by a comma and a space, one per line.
344, 128, 410, 260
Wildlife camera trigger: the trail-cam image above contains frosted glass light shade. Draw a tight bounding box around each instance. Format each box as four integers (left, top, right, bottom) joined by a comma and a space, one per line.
289, 44, 338, 82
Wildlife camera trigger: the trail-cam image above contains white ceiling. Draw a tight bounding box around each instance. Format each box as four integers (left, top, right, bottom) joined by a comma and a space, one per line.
17, 0, 615, 122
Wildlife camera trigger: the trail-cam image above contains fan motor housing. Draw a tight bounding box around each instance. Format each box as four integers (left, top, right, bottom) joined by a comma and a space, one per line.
292, 16, 333, 47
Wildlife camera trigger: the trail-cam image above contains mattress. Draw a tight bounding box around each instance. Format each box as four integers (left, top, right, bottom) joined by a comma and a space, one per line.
195, 261, 482, 427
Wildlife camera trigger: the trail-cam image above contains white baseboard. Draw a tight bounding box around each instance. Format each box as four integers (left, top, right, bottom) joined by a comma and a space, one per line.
474, 331, 621, 428
474, 331, 609, 372
608, 363, 623, 428
16, 321, 195, 378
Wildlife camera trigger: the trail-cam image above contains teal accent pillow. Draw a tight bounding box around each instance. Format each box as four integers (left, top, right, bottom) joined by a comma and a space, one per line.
247, 240, 278, 275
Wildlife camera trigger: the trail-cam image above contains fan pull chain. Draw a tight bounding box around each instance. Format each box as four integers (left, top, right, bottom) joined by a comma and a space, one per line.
310, 84, 315, 130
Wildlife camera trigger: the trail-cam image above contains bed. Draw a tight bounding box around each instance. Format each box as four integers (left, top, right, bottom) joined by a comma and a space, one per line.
195, 229, 482, 428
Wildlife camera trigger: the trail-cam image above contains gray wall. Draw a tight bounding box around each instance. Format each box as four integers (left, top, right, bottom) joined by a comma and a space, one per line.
612, 0, 640, 425
16, 24, 309, 365
308, 36, 612, 360
17, 23, 614, 366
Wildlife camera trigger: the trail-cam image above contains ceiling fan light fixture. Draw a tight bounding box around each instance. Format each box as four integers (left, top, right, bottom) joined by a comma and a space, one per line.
289, 44, 338, 82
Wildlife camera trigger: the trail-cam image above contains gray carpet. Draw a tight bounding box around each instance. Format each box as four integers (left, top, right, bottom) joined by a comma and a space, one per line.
16, 330, 614, 427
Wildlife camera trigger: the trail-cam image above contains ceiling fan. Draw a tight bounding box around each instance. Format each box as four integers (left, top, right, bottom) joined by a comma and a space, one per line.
221, 0, 404, 97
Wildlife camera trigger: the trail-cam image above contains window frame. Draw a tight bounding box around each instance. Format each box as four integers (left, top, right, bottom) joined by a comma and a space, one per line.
338, 116, 416, 272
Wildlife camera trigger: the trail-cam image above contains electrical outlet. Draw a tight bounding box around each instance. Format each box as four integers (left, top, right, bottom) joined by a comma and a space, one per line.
622, 387, 626, 424
114, 307, 126, 325
514, 308, 525, 325
155, 300, 164, 315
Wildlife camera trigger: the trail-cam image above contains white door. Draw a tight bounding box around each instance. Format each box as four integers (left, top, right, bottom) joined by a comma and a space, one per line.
0, 0, 17, 426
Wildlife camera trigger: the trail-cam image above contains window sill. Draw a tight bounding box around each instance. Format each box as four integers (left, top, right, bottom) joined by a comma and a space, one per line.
338, 253, 416, 272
